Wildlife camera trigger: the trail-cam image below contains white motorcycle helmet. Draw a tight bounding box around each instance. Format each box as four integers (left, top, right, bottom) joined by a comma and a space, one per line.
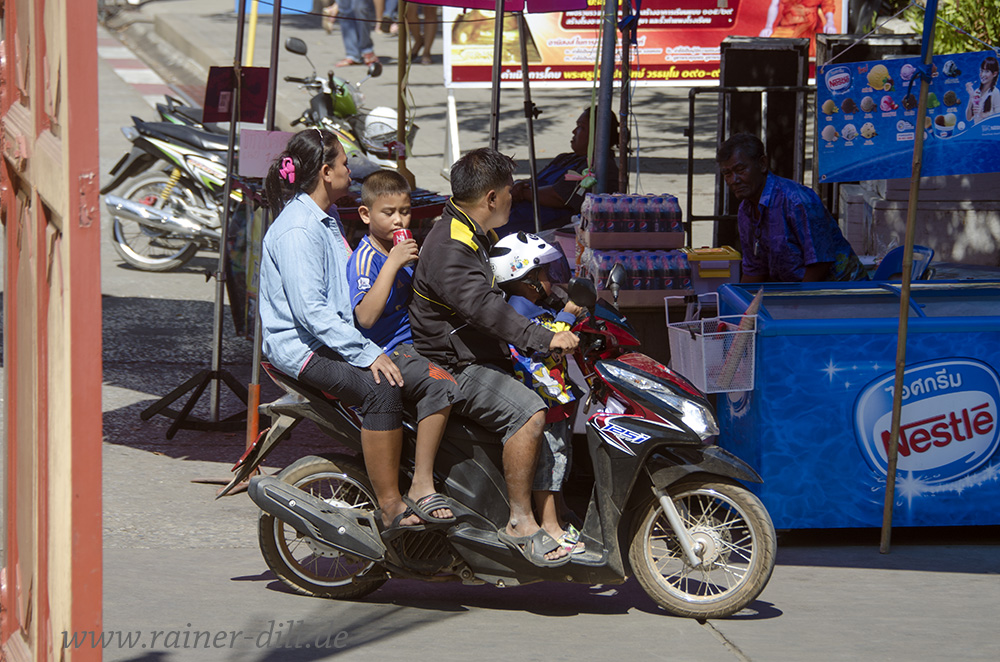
489, 232, 563, 287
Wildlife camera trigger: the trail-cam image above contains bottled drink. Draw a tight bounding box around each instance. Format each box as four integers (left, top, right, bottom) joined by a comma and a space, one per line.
621, 196, 636, 232
581, 193, 595, 228
634, 196, 649, 233
649, 196, 666, 232
646, 252, 663, 289
663, 195, 682, 232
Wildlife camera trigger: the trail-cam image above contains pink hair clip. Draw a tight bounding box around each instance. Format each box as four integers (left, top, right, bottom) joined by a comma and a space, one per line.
279, 157, 296, 184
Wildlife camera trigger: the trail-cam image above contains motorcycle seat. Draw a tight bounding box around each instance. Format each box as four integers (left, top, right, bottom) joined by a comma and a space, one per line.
139, 119, 232, 153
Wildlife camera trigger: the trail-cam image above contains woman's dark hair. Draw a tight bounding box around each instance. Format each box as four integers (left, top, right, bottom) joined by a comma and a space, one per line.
450, 147, 516, 204
264, 128, 344, 218
982, 56, 999, 90
716, 132, 766, 164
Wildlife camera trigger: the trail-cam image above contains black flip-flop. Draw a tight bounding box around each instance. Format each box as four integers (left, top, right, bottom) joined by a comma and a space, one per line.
379, 507, 428, 536
497, 528, 571, 568
403, 493, 457, 524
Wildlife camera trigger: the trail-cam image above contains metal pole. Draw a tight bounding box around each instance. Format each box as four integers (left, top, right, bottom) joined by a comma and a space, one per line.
397, 1, 415, 187
210, 0, 249, 420
880, 0, 939, 554
618, 0, 632, 195
489, 0, 505, 150
516, 12, 541, 233
594, 0, 618, 193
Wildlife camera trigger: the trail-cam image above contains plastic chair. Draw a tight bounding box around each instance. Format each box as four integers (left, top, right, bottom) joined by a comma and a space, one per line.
872, 245, 935, 281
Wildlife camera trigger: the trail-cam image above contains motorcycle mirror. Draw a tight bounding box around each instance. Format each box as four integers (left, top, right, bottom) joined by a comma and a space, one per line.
367, 61, 383, 78
284, 37, 308, 56
608, 262, 627, 304
567, 277, 597, 309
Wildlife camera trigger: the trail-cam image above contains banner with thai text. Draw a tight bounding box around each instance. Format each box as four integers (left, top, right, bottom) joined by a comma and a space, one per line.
443, 0, 846, 88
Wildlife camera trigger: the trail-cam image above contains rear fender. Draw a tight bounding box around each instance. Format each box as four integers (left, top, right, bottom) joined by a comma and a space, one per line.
216, 411, 301, 498
99, 148, 158, 194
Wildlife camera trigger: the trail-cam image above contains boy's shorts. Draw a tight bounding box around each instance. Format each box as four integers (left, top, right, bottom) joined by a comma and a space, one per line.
451, 363, 546, 445
390, 343, 465, 421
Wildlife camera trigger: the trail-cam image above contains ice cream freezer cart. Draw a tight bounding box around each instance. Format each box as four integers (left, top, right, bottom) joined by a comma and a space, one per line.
715, 281, 1000, 529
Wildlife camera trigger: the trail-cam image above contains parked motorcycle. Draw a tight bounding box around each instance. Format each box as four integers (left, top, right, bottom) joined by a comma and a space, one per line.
221, 266, 776, 619
100, 117, 238, 271
282, 36, 412, 170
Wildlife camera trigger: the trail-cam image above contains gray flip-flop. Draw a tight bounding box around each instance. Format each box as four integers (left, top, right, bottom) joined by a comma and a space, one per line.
498, 529, 571, 568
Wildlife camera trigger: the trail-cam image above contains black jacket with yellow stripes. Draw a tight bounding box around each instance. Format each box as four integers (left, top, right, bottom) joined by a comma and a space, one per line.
409, 199, 554, 370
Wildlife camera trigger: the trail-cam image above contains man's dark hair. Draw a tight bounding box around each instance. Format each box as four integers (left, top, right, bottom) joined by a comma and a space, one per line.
716, 133, 766, 164
450, 147, 516, 204
361, 169, 411, 208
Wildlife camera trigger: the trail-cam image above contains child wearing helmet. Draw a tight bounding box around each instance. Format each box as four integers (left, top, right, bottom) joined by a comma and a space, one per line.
490, 232, 586, 554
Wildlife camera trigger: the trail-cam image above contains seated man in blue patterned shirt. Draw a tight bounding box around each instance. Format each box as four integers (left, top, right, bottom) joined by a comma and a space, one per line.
716, 133, 867, 283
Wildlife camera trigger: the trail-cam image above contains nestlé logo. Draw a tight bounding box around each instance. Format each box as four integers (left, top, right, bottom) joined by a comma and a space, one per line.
825, 66, 853, 94
854, 359, 999, 484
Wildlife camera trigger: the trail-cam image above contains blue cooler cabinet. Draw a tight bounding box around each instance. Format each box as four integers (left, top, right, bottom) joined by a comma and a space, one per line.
717, 281, 1000, 529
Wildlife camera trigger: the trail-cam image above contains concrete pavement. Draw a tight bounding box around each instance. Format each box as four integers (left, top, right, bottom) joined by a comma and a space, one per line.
85, 4, 1000, 661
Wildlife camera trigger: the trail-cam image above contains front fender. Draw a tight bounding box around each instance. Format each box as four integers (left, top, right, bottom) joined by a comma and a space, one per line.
647, 444, 762, 490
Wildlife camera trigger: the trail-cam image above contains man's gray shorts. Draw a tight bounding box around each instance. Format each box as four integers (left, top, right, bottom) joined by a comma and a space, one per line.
453, 363, 546, 445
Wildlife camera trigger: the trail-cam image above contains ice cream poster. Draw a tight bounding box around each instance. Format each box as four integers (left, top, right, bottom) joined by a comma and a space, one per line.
816, 51, 1000, 183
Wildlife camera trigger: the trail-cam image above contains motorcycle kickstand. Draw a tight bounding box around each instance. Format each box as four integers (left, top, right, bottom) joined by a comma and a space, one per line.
652, 486, 704, 568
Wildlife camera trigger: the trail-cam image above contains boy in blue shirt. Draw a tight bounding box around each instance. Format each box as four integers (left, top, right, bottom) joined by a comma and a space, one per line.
347, 170, 464, 526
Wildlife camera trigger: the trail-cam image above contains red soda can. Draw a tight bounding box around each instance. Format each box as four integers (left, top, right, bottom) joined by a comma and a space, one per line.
392, 228, 413, 245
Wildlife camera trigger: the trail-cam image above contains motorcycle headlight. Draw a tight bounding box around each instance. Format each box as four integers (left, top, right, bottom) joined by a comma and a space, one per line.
602, 363, 719, 440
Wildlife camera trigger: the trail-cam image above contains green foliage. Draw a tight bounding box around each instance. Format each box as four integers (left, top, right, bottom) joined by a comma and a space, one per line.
906, 0, 1000, 54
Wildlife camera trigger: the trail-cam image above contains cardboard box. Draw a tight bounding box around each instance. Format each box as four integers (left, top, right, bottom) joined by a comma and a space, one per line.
577, 229, 684, 250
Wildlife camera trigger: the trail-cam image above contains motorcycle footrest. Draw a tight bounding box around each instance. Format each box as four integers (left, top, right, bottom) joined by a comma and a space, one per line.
248, 476, 386, 562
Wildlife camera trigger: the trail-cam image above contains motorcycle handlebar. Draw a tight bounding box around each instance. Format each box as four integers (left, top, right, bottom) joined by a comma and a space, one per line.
284, 76, 315, 85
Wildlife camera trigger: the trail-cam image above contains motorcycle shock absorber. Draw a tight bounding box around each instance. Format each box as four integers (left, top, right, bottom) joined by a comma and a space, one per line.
160, 168, 183, 202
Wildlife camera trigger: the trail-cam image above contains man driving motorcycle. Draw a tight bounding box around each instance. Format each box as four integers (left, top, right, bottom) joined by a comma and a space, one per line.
409, 147, 579, 567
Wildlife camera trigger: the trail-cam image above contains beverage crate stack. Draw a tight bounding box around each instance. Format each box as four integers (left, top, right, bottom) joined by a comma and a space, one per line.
575, 193, 693, 305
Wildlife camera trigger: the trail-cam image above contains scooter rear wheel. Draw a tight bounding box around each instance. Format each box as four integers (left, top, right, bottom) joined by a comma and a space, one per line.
259, 454, 387, 599
628, 476, 776, 619
111, 173, 202, 271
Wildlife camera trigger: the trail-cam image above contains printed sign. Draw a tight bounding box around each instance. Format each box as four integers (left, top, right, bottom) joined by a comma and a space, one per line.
444, 0, 845, 88
816, 50, 1000, 182
854, 358, 1000, 485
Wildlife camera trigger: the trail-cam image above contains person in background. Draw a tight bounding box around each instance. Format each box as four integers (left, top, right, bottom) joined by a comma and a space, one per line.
333, 0, 379, 67
716, 133, 867, 283
759, 0, 837, 58
504, 108, 619, 236
259, 129, 417, 534
408, 3, 438, 65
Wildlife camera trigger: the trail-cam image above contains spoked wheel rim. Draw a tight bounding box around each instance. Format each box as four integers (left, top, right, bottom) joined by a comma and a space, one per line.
113, 176, 202, 267
271, 471, 378, 588
643, 487, 758, 605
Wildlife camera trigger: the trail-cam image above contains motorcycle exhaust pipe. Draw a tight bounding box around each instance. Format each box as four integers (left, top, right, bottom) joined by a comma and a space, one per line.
248, 476, 387, 562
104, 195, 222, 241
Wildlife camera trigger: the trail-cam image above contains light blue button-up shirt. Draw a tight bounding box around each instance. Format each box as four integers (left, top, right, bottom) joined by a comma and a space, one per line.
259, 193, 382, 377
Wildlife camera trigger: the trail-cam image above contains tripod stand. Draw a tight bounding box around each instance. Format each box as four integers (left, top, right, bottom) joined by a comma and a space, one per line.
141, 4, 253, 440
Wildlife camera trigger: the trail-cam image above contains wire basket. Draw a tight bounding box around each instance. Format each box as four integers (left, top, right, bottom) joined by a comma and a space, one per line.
667, 313, 757, 394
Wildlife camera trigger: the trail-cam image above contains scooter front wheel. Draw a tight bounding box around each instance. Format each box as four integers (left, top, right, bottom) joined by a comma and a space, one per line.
258, 454, 387, 599
628, 476, 776, 619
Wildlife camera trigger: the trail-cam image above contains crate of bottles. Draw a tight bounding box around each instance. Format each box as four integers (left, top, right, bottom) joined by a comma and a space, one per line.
577, 193, 685, 250
579, 248, 695, 306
